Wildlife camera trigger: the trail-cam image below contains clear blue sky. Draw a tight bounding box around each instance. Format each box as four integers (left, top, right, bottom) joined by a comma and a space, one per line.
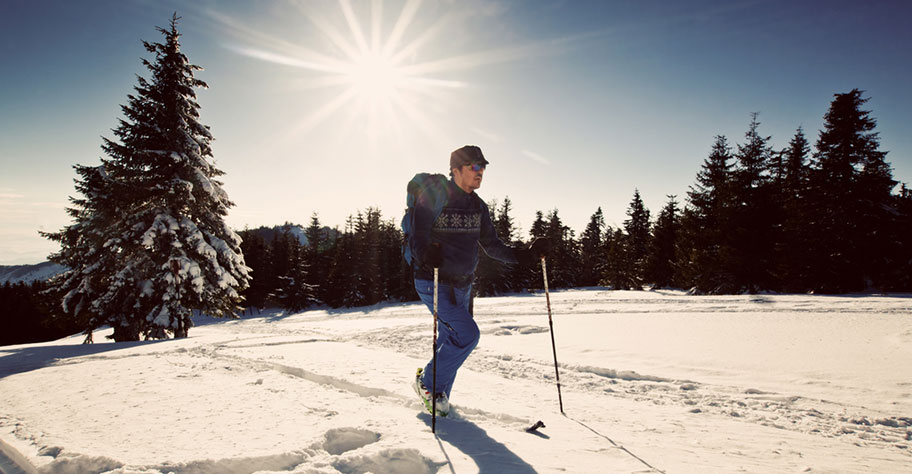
2, 0, 911, 264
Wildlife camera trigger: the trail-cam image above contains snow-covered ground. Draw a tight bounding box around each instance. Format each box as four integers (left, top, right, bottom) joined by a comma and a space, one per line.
1, 289, 910, 473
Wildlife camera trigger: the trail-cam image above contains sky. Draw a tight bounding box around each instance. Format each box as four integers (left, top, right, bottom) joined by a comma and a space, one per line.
2, 0, 911, 265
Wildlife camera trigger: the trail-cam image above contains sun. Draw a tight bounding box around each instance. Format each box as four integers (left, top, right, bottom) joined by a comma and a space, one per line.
345, 50, 404, 104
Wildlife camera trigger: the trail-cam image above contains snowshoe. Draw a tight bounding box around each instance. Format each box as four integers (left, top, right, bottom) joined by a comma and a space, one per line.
413, 368, 449, 416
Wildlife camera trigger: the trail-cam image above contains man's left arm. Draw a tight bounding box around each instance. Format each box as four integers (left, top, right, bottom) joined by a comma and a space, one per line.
478, 202, 520, 264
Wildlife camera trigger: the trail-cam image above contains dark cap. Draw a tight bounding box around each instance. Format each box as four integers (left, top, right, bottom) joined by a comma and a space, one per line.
450, 145, 489, 169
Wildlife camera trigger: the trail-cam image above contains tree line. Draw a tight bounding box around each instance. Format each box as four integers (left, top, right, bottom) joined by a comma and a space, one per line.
236, 211, 413, 311
485, 90, 910, 295
235, 90, 912, 309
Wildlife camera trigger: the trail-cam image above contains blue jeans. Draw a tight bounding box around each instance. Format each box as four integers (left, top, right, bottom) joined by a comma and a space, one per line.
415, 279, 479, 399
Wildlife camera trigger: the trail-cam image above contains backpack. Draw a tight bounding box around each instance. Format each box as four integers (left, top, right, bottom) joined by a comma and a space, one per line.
401, 173, 449, 265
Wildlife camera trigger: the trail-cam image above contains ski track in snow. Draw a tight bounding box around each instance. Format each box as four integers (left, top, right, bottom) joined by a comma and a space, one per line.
1, 290, 910, 473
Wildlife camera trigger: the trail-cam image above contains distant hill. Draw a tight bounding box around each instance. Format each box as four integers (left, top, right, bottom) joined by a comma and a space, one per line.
0, 261, 66, 284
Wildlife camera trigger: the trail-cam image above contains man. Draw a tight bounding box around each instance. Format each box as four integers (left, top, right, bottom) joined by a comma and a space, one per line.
406, 145, 548, 416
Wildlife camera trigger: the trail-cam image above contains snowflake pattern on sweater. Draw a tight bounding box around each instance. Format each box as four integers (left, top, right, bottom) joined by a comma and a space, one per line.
433, 208, 482, 235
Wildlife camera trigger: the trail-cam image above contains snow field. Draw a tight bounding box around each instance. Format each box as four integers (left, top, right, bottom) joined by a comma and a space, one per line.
1, 289, 910, 473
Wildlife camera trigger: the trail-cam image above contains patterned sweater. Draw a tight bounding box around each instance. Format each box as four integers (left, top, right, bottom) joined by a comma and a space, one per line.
412, 178, 518, 287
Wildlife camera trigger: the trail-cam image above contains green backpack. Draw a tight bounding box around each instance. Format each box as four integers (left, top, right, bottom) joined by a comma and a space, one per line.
401, 173, 448, 265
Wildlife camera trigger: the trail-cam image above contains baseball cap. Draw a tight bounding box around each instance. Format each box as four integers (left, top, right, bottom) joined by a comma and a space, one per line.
449, 145, 489, 169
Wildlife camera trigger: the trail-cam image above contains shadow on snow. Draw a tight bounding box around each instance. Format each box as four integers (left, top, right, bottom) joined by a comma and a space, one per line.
418, 413, 537, 474
0, 339, 168, 379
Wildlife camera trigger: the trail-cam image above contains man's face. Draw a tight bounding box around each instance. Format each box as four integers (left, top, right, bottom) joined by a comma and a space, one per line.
452, 162, 485, 192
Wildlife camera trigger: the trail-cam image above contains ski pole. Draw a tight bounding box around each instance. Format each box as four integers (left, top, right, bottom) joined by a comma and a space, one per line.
541, 256, 564, 414
432, 267, 439, 433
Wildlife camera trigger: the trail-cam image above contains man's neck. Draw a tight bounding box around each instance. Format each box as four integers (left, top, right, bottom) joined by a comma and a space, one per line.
452, 178, 474, 194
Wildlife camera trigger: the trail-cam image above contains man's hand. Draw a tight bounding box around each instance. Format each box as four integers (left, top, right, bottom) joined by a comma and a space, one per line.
423, 243, 444, 268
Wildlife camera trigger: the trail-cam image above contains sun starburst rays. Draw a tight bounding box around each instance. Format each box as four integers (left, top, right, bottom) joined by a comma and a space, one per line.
205, 0, 566, 150
212, 0, 472, 145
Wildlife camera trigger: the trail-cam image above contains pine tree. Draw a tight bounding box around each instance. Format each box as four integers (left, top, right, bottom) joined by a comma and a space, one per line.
304, 213, 327, 303
623, 190, 651, 289
544, 209, 579, 288
579, 208, 606, 287
237, 228, 271, 310
886, 184, 912, 290
730, 113, 775, 292
679, 135, 736, 293
529, 211, 548, 240
809, 89, 895, 292
496, 197, 530, 292
527, 211, 548, 290
272, 230, 316, 312
43, 14, 249, 341
322, 224, 348, 308
357, 208, 384, 305
475, 198, 505, 297
646, 196, 681, 288
495, 197, 517, 243
475, 198, 527, 296
268, 224, 295, 302
776, 127, 814, 291
378, 217, 409, 301
601, 227, 636, 290
325, 216, 361, 307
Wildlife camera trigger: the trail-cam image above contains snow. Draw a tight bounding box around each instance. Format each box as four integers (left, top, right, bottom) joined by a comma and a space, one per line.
1, 289, 910, 473
140, 280, 154, 298
141, 214, 179, 248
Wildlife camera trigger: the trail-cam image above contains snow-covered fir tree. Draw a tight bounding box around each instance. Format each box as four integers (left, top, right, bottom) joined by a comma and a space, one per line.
44, 14, 249, 341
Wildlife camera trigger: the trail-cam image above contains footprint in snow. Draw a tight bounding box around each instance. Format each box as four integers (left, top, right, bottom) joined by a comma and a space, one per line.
322, 427, 381, 455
